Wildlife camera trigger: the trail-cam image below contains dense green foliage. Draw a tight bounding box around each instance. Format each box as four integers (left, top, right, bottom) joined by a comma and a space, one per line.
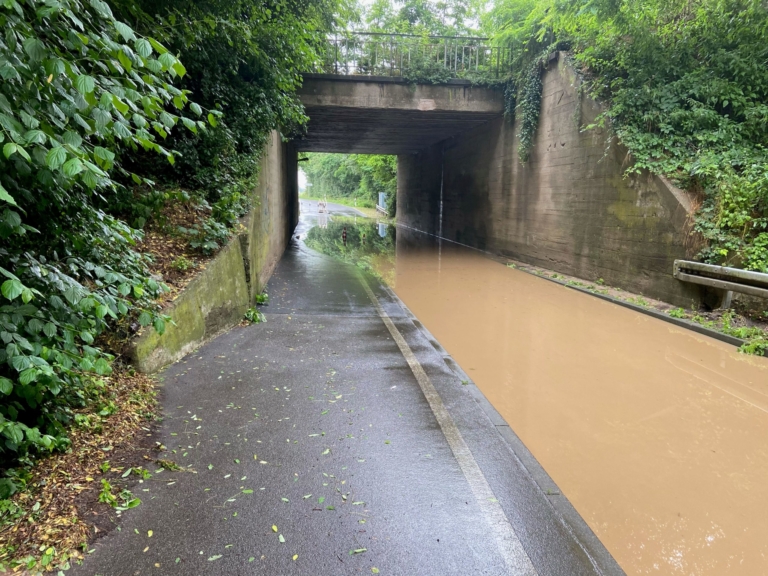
0, 0, 199, 471
357, 0, 482, 35
113, 0, 336, 231
484, 0, 768, 271
0, 0, 337, 476
336, 0, 491, 83
302, 153, 397, 213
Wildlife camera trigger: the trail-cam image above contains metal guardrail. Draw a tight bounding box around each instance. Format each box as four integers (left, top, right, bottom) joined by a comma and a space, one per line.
313, 32, 512, 79
673, 260, 768, 306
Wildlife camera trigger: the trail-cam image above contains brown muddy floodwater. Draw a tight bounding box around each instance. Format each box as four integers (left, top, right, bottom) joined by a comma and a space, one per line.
382, 231, 768, 576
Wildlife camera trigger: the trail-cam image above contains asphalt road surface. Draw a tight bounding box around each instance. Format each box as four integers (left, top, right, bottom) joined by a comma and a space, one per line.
72, 203, 622, 576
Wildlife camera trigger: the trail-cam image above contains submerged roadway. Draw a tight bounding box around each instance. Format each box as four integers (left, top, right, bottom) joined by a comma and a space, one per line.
71, 202, 621, 576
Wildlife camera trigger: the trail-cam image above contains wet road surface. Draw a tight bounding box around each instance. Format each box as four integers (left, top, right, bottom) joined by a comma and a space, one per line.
71, 203, 614, 575
382, 229, 768, 576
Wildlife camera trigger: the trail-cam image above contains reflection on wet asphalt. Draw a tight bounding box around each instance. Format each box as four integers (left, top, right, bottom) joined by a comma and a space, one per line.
382, 227, 768, 576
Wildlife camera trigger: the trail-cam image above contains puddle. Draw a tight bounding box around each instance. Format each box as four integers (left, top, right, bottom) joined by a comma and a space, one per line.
304, 217, 395, 285
373, 227, 768, 576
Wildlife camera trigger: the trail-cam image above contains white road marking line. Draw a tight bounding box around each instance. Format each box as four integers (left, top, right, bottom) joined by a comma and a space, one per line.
359, 277, 538, 575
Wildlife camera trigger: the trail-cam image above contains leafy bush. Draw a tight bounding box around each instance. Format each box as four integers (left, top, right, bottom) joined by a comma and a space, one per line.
178, 218, 231, 255
668, 308, 687, 319
170, 256, 195, 272
113, 0, 336, 215
0, 0, 215, 468
400, 43, 454, 84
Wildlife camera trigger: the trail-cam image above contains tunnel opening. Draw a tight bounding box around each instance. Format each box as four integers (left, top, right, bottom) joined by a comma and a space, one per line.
298, 152, 398, 217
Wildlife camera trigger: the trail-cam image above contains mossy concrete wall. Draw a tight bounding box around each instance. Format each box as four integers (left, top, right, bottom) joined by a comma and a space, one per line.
130, 131, 298, 373
397, 54, 700, 307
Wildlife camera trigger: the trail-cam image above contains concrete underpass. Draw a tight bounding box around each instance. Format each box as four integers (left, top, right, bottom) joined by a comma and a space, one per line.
71, 58, 768, 576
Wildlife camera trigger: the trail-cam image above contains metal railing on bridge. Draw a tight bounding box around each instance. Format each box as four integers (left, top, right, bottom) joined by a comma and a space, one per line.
312, 32, 512, 80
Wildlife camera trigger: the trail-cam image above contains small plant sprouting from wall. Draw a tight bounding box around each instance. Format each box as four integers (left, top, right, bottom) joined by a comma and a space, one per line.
244, 307, 266, 324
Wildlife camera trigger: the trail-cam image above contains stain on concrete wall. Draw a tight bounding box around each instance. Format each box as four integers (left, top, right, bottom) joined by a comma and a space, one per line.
130, 131, 298, 373
397, 55, 700, 306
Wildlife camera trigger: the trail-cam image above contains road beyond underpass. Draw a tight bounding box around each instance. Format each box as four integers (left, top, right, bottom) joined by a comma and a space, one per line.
71, 202, 620, 576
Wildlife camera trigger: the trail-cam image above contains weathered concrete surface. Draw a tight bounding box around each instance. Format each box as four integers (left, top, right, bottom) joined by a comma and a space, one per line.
296, 75, 503, 154
396, 142, 443, 235
241, 131, 299, 300
130, 131, 298, 373
396, 54, 700, 306
71, 204, 620, 576
130, 240, 250, 373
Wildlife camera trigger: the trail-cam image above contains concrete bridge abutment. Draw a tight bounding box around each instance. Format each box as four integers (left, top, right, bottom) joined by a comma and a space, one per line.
295, 64, 699, 306
394, 55, 700, 307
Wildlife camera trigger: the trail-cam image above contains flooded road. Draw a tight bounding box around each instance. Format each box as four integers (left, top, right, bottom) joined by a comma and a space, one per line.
383, 229, 768, 576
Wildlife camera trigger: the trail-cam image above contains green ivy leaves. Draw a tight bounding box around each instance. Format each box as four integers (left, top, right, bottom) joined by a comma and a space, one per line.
487, 0, 768, 270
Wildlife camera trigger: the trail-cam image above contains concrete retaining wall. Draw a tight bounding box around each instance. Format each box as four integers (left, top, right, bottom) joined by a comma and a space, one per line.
241, 131, 299, 300
130, 131, 298, 373
397, 54, 700, 306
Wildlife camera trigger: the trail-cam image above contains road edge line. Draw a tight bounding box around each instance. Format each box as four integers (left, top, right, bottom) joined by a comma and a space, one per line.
358, 275, 538, 576
379, 283, 626, 576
